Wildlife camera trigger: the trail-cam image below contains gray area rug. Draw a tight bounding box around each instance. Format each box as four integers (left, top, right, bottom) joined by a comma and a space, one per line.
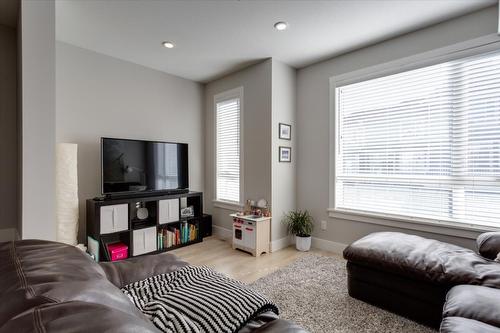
249, 255, 436, 333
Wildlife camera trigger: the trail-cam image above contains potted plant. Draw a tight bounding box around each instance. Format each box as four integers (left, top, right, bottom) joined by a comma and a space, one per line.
283, 210, 314, 251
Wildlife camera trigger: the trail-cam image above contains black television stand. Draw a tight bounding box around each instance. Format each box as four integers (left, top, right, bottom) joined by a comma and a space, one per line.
86, 191, 210, 262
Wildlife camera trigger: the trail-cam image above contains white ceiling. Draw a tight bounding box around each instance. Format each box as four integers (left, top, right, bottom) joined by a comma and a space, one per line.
56, 0, 497, 83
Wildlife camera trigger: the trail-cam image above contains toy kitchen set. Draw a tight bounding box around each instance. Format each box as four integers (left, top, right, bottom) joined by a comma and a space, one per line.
230, 199, 271, 257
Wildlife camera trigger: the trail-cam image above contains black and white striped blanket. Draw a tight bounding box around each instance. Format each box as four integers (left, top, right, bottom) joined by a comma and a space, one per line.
121, 266, 279, 333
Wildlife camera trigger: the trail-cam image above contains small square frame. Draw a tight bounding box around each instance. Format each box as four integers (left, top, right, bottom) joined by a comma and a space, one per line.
279, 146, 291, 163
279, 123, 291, 140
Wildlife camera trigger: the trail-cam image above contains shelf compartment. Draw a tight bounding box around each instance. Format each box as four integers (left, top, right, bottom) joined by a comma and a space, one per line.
130, 200, 158, 227
157, 220, 200, 251
100, 232, 130, 262
186, 196, 202, 218
159, 239, 202, 253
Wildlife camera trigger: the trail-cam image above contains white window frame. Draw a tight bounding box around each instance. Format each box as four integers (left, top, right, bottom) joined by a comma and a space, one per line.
328, 35, 500, 238
213, 87, 244, 210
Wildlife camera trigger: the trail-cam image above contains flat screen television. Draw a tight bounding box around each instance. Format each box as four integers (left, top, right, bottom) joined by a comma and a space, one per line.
101, 137, 189, 195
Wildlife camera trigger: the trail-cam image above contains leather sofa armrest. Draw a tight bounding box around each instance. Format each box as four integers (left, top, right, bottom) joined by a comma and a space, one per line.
477, 232, 500, 260
99, 252, 189, 288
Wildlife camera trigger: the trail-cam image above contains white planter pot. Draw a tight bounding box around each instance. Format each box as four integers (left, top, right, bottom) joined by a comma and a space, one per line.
295, 235, 311, 252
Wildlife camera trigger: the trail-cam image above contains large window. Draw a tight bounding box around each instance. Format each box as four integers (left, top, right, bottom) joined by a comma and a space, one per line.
335, 49, 500, 228
215, 88, 243, 204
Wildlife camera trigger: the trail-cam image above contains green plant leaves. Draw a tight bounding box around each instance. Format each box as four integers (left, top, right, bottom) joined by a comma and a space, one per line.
282, 210, 314, 237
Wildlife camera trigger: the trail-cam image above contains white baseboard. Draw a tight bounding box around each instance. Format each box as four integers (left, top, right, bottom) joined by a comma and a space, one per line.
271, 236, 292, 252
0, 228, 19, 242
212, 225, 232, 240
311, 237, 347, 255
211, 226, 346, 256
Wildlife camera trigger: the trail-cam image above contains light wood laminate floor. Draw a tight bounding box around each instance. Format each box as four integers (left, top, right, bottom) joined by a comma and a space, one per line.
171, 237, 337, 283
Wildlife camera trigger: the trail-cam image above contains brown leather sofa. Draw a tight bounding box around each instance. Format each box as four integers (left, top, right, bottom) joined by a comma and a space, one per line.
0, 240, 305, 333
343, 231, 500, 333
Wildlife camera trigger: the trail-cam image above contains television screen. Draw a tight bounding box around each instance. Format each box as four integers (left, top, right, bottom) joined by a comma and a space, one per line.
101, 138, 188, 194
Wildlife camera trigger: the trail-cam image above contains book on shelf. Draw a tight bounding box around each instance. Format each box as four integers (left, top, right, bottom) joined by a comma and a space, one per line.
157, 223, 198, 251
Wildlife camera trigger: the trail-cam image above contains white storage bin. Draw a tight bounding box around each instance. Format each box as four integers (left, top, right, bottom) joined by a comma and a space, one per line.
100, 204, 128, 234
132, 226, 157, 256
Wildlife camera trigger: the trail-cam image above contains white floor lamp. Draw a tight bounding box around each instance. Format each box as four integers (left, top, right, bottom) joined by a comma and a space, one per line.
56, 143, 79, 245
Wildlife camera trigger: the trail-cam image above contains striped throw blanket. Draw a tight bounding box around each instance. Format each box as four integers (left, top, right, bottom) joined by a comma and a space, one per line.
121, 266, 279, 333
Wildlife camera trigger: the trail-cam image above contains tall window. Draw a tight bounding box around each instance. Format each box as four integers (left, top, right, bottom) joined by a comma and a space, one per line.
335, 49, 500, 228
215, 88, 242, 204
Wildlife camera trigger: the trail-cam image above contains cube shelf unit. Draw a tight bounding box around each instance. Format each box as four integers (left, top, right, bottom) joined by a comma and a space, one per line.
86, 191, 205, 262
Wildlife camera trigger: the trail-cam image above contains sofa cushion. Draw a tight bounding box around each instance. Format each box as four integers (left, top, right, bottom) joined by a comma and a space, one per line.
100, 251, 189, 288
343, 232, 500, 287
440, 317, 500, 333
0, 240, 148, 328
477, 232, 500, 260
0, 301, 158, 333
443, 285, 500, 327
0, 241, 52, 328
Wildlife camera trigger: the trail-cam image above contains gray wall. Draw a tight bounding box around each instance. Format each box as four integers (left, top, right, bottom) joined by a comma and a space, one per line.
0, 24, 18, 237
296, 6, 499, 250
204, 59, 297, 247
204, 60, 273, 232
271, 59, 296, 243
56, 42, 204, 242
20, 0, 56, 241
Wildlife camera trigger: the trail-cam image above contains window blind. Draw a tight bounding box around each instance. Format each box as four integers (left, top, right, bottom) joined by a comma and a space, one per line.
335, 49, 500, 228
216, 97, 241, 204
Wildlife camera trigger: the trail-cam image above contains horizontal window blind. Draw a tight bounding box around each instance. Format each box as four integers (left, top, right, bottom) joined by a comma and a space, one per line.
336, 49, 500, 228
216, 97, 241, 203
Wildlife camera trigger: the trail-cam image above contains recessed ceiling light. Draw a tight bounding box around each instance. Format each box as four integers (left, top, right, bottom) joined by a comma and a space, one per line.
162, 41, 175, 49
274, 21, 288, 31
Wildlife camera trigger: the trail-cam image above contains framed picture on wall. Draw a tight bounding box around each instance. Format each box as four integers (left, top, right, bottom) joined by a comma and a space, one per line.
279, 146, 291, 162
279, 123, 291, 140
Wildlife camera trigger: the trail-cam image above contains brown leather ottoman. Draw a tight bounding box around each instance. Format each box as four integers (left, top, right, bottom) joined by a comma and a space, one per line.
343, 232, 500, 328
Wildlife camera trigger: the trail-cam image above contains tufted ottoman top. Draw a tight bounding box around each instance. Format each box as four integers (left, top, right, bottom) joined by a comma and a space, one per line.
343, 232, 500, 288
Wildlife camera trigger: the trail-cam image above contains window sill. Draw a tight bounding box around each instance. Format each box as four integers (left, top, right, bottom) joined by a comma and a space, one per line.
327, 208, 498, 239
213, 200, 243, 211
